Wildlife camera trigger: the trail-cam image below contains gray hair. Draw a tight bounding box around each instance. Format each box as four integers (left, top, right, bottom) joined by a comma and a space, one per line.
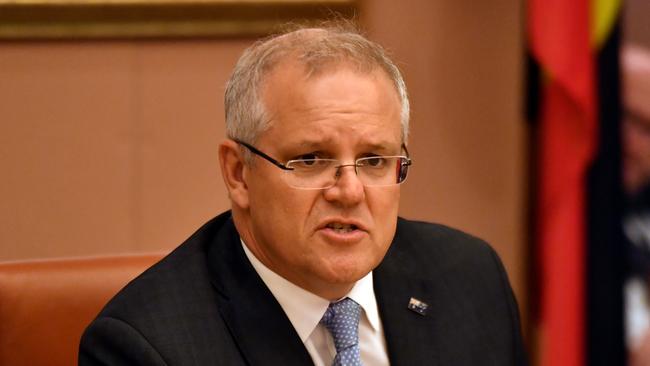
224, 23, 410, 149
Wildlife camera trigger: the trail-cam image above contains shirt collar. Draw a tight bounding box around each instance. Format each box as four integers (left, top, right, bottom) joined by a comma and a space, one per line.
347, 271, 381, 332
240, 239, 381, 342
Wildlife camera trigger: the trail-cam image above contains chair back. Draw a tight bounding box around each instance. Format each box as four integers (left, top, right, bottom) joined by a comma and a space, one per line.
0, 254, 163, 366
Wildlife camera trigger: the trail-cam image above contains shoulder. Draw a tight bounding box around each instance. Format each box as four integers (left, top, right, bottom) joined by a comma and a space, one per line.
393, 217, 500, 271
381, 218, 526, 364
80, 211, 241, 364
388, 217, 517, 326
395, 217, 489, 248
99, 211, 231, 316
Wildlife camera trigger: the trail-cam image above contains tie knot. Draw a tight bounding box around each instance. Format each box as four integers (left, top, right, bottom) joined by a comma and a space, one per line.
320, 297, 362, 352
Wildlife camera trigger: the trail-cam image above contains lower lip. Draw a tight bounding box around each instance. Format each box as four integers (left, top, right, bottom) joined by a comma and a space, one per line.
317, 227, 367, 243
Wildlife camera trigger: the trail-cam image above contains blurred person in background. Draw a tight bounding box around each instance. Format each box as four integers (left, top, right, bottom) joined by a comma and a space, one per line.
622, 44, 650, 366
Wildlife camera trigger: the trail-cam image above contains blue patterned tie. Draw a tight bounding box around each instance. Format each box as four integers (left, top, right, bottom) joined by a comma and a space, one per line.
320, 297, 363, 366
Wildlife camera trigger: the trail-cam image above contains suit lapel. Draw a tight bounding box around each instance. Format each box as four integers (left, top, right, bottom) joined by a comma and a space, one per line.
374, 221, 442, 366
206, 217, 313, 366
202, 214, 448, 366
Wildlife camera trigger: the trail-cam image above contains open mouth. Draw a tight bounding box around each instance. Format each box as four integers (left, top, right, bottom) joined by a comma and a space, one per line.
325, 222, 359, 233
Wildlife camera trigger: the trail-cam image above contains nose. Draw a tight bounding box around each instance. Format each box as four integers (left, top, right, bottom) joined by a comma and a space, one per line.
323, 165, 365, 206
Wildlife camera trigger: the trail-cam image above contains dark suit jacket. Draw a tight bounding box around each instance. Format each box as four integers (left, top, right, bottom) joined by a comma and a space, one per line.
79, 211, 526, 365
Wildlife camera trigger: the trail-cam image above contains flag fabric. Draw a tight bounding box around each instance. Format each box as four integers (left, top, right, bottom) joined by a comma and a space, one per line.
527, 0, 623, 365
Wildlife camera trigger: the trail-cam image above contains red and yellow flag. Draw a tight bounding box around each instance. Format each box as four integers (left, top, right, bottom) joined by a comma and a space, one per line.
527, 0, 620, 364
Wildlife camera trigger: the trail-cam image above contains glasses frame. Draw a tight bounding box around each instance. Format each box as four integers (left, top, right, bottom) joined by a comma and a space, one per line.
234, 139, 412, 189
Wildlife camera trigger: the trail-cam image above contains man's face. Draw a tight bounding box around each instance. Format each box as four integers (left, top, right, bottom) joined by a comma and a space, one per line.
239, 61, 403, 299
623, 112, 650, 194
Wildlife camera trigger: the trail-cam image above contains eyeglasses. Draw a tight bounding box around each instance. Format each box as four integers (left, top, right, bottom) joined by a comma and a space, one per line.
235, 139, 412, 190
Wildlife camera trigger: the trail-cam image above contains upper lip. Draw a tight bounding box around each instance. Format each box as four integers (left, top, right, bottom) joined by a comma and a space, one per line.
318, 218, 368, 232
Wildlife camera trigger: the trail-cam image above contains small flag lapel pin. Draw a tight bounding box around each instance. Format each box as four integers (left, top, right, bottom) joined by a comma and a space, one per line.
407, 297, 428, 316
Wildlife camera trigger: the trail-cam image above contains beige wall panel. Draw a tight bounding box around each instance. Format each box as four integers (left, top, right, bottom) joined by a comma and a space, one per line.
133, 41, 247, 252
0, 40, 253, 260
0, 43, 135, 259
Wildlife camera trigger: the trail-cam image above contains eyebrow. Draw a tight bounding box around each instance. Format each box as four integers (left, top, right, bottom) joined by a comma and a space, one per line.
293, 140, 329, 149
289, 140, 400, 154
362, 143, 397, 153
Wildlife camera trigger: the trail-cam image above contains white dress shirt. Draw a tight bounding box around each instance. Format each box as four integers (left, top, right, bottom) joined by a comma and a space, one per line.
241, 241, 390, 366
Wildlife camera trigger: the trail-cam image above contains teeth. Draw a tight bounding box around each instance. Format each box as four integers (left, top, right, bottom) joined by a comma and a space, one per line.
326, 223, 356, 232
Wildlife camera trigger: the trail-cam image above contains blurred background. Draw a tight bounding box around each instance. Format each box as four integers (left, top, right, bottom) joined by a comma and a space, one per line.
1, 0, 648, 364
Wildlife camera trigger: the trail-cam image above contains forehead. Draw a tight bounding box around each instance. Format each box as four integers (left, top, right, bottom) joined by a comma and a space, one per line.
624, 46, 650, 120
260, 53, 399, 104
259, 59, 402, 147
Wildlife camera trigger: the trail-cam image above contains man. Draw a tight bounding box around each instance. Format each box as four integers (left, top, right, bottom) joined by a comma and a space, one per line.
80, 24, 525, 365
621, 44, 650, 366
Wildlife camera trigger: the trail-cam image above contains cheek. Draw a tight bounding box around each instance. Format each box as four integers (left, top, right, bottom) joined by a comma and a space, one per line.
366, 187, 400, 236
368, 186, 400, 213
249, 177, 320, 233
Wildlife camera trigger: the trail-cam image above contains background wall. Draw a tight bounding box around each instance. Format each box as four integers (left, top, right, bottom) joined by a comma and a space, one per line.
0, 0, 526, 323
1, 40, 245, 257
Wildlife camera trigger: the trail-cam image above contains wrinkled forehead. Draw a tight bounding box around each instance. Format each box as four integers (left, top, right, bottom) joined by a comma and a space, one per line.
267, 59, 400, 129
258, 60, 403, 150
260, 55, 400, 118
624, 45, 650, 120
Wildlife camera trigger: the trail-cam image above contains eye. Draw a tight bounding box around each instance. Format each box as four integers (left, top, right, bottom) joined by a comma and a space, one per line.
287, 152, 333, 170
297, 153, 317, 160
296, 153, 319, 165
361, 156, 386, 167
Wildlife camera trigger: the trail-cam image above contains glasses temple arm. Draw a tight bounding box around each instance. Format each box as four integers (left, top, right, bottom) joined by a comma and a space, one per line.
234, 139, 294, 171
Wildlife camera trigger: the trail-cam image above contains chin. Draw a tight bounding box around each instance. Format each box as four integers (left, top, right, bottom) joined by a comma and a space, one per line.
319, 257, 375, 284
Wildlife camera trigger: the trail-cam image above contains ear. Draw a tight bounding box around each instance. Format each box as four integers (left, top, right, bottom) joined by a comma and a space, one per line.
218, 140, 250, 209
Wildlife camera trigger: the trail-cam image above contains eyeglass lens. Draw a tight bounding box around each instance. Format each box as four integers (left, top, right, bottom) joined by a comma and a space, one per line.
283, 157, 409, 189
